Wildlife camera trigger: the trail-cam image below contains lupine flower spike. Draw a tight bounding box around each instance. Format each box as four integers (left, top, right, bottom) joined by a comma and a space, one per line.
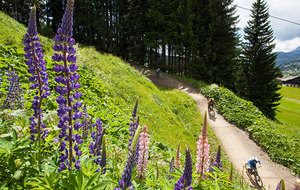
174, 148, 193, 190
82, 104, 90, 138
175, 143, 182, 169
209, 145, 222, 175
137, 125, 150, 179
169, 157, 175, 180
116, 125, 142, 190
128, 97, 139, 147
276, 179, 285, 190
53, 0, 83, 171
195, 111, 210, 181
89, 118, 106, 171
23, 6, 50, 145
2, 66, 24, 109
276, 180, 282, 190
100, 135, 107, 174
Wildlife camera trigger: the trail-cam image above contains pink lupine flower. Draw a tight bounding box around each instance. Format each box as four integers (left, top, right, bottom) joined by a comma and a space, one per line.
137, 125, 150, 179
195, 112, 210, 180
174, 143, 182, 169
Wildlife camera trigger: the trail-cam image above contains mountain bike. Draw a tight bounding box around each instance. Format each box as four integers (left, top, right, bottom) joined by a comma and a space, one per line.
156, 70, 162, 79
208, 103, 217, 120
245, 164, 263, 188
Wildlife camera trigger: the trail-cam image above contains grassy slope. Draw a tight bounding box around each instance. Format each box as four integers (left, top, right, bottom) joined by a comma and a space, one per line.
0, 11, 220, 155
276, 86, 300, 130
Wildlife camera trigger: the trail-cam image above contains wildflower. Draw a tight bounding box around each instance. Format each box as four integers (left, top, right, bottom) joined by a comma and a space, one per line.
128, 97, 139, 147
209, 145, 222, 174
23, 6, 50, 143
174, 148, 193, 190
137, 125, 150, 179
90, 118, 106, 167
100, 135, 107, 174
118, 125, 142, 190
2, 66, 24, 110
195, 112, 210, 180
54, 137, 59, 143
174, 143, 182, 169
169, 157, 175, 180
82, 104, 90, 138
54, 0, 83, 171
276, 180, 282, 190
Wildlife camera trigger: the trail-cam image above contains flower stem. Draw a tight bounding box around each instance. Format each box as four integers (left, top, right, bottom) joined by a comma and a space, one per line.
31, 44, 43, 164
63, 43, 73, 169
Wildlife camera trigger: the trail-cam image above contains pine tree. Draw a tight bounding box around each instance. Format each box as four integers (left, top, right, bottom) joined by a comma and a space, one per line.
189, 0, 211, 80
242, 0, 281, 119
207, 0, 239, 90
127, 0, 148, 65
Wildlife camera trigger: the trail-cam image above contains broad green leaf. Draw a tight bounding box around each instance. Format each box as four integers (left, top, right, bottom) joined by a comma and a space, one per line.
12, 129, 17, 142
89, 183, 107, 190
84, 171, 101, 189
0, 137, 12, 153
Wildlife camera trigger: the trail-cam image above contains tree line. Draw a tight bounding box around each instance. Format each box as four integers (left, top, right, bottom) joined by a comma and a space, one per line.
0, 0, 281, 118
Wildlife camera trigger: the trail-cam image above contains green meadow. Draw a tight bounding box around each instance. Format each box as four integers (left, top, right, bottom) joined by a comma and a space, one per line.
276, 86, 300, 132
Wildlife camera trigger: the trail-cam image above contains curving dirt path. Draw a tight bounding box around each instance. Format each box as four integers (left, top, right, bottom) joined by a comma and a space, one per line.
132, 65, 298, 190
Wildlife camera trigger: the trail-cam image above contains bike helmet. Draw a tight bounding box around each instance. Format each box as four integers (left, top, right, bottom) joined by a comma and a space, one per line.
254, 157, 259, 162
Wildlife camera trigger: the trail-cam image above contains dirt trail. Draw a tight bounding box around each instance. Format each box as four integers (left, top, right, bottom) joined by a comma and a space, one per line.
133, 65, 298, 190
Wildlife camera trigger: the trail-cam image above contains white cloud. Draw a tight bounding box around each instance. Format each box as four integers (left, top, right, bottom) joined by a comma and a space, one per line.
234, 0, 300, 52
275, 37, 300, 52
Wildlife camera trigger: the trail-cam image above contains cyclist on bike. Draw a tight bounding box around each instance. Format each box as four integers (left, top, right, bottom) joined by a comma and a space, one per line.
246, 157, 261, 174
208, 98, 216, 110
156, 68, 162, 78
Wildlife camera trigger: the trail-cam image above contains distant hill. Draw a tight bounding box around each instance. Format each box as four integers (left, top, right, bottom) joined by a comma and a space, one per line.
276, 46, 300, 76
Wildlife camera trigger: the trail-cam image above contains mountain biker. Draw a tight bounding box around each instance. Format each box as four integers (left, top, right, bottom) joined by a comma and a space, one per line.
156, 68, 162, 78
208, 98, 216, 110
156, 68, 161, 74
246, 157, 261, 174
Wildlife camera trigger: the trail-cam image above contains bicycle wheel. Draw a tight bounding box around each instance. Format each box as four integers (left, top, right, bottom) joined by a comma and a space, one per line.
245, 164, 252, 179
254, 171, 263, 187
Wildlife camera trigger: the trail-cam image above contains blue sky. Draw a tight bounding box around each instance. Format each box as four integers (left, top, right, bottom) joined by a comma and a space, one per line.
234, 0, 300, 52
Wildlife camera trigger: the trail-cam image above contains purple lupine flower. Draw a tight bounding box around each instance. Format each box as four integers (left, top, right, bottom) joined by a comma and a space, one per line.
118, 125, 142, 190
100, 134, 107, 174
209, 145, 222, 175
215, 146, 221, 169
54, 0, 83, 171
276, 180, 282, 190
174, 143, 182, 169
195, 112, 210, 182
82, 104, 90, 138
89, 118, 106, 168
137, 125, 150, 179
128, 97, 139, 147
174, 148, 193, 190
23, 6, 50, 143
2, 66, 24, 110
169, 157, 175, 180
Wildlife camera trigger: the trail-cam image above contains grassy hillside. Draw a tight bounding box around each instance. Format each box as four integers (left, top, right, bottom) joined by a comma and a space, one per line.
0, 11, 221, 153
276, 86, 300, 130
